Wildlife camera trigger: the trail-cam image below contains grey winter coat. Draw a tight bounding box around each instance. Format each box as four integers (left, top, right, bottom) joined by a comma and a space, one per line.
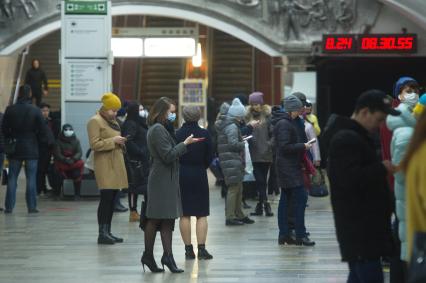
271, 110, 305, 189
245, 105, 273, 163
216, 108, 245, 186
146, 123, 187, 219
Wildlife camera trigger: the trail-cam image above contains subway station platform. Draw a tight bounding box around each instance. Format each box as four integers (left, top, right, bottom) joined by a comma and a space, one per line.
0, 173, 385, 283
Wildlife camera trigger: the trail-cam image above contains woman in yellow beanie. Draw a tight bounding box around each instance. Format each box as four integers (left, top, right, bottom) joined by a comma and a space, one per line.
87, 92, 128, 245
400, 109, 426, 262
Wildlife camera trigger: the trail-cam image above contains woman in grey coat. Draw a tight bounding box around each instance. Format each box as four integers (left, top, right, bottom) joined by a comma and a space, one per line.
142, 97, 198, 274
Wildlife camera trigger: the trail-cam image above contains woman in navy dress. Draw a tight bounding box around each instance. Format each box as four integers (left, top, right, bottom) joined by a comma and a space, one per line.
176, 106, 214, 260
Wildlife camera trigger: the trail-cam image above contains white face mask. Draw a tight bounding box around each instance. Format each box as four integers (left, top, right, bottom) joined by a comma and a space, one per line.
64, 130, 74, 137
139, 109, 148, 118
402, 92, 419, 108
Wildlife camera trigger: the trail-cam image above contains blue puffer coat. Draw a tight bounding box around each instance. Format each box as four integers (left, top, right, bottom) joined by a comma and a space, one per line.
386, 103, 416, 261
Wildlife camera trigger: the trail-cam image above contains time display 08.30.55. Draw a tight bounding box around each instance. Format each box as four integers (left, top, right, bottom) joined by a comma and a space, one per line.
322, 34, 417, 54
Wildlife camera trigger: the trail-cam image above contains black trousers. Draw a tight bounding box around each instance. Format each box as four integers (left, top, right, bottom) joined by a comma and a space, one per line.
268, 159, 278, 194
36, 147, 51, 194
253, 162, 270, 202
97, 190, 119, 225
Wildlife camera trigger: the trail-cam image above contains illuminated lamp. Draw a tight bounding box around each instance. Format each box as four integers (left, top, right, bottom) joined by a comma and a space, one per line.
111, 38, 143, 57
192, 43, 202, 67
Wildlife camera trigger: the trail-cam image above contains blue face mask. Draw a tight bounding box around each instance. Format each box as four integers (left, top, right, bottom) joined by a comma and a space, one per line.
167, 112, 176, 122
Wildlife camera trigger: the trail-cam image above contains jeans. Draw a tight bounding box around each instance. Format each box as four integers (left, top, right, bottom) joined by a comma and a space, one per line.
252, 162, 270, 203
5, 159, 38, 212
347, 259, 384, 283
278, 186, 307, 238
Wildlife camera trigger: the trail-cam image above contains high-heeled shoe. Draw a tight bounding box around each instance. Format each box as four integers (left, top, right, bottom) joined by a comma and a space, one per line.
161, 253, 184, 273
141, 252, 164, 273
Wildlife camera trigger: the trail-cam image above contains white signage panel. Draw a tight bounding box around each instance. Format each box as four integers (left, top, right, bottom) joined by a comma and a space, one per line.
64, 17, 108, 57
64, 59, 108, 101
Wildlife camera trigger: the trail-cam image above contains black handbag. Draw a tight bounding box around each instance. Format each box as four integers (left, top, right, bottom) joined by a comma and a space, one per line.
408, 232, 426, 283
126, 159, 147, 195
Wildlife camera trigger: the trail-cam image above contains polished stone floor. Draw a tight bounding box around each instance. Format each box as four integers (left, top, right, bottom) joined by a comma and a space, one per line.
0, 173, 388, 283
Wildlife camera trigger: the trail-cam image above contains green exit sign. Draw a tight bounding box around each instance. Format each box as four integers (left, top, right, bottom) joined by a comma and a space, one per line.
65, 1, 107, 15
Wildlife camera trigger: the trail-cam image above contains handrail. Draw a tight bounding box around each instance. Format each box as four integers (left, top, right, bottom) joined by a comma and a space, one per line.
12, 46, 30, 105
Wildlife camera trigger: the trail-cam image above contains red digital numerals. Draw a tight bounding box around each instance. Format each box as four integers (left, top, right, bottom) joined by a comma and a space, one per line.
324, 36, 355, 52
360, 36, 414, 51
322, 34, 416, 54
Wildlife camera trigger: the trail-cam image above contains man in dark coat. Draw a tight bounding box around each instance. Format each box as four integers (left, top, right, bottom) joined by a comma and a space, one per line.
36, 102, 55, 196
326, 89, 399, 283
24, 59, 48, 106
2, 84, 47, 213
272, 95, 314, 246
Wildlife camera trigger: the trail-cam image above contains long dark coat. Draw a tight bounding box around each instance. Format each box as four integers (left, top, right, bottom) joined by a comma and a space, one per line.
176, 122, 213, 217
122, 117, 149, 194
146, 123, 187, 219
271, 109, 305, 189
327, 116, 394, 261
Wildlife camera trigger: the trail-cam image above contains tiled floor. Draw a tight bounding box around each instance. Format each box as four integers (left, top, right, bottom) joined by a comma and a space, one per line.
0, 174, 387, 282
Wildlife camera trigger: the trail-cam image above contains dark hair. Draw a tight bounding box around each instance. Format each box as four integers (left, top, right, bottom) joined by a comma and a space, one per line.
148, 97, 175, 126
62, 123, 73, 131
31, 59, 40, 68
126, 101, 140, 122
18, 84, 32, 100
399, 81, 419, 94
39, 102, 50, 109
400, 110, 426, 172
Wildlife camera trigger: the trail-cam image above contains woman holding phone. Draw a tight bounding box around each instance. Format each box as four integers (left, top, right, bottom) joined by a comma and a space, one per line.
142, 97, 198, 273
176, 106, 214, 260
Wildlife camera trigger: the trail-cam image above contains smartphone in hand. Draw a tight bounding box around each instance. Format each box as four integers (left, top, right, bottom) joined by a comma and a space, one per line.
243, 135, 253, 141
307, 138, 317, 144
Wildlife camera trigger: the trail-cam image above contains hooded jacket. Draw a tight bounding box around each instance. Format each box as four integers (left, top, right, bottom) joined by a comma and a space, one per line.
271, 107, 305, 189
327, 115, 394, 261
386, 103, 416, 261
215, 103, 245, 186
54, 132, 82, 163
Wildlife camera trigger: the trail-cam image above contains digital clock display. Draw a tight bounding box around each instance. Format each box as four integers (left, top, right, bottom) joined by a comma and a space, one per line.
358, 34, 416, 53
322, 34, 417, 54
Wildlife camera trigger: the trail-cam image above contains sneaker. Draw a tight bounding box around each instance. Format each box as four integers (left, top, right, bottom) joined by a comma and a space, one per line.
28, 208, 39, 214
238, 216, 255, 224
295, 236, 315, 246
225, 219, 244, 226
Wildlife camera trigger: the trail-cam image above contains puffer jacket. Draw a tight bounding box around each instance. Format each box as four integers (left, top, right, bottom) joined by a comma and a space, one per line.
215, 103, 245, 186
386, 103, 416, 261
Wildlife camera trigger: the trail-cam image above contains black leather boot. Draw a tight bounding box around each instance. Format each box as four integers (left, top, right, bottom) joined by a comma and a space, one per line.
264, 202, 274, 217
161, 253, 184, 273
141, 252, 164, 273
185, 244, 195, 260
106, 224, 123, 243
197, 244, 213, 260
97, 224, 115, 245
278, 235, 296, 245
250, 202, 263, 216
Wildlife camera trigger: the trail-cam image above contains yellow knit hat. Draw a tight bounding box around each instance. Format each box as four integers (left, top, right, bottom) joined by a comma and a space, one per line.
101, 92, 121, 110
